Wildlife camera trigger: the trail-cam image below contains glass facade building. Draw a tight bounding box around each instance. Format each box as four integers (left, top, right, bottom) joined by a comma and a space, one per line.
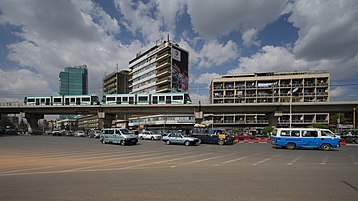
59, 65, 88, 95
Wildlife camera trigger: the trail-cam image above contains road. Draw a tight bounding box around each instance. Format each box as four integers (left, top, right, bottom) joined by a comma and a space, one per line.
0, 135, 357, 201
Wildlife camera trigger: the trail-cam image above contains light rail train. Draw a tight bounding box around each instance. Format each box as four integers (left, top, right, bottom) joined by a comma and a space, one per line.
24, 92, 191, 106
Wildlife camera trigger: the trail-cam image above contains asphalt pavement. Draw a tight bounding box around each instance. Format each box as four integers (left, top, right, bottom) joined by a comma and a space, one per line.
0, 135, 357, 201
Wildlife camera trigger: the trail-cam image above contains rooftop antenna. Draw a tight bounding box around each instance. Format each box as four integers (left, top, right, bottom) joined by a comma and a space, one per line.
167, 33, 170, 43
116, 62, 119, 72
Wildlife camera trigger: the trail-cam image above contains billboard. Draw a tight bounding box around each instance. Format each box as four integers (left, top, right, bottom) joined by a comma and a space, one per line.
171, 47, 189, 92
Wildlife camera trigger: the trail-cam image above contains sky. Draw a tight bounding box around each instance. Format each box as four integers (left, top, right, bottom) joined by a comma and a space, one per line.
0, 0, 357, 103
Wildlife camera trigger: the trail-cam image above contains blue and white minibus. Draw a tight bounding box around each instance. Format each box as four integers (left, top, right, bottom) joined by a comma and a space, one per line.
271, 128, 340, 151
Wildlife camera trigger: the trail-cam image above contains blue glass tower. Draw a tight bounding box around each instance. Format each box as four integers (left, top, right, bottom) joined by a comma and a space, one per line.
59, 65, 88, 95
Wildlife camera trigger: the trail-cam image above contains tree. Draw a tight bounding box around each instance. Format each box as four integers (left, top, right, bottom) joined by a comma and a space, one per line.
262, 126, 274, 134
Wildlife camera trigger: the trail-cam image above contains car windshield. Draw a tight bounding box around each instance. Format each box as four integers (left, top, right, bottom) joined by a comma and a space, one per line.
321, 130, 335, 137
120, 129, 133, 135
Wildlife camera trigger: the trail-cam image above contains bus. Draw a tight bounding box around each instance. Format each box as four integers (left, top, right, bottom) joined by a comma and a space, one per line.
271, 128, 340, 151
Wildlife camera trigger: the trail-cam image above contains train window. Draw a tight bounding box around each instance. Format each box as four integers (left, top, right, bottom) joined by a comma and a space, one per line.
76, 98, 81, 105
41, 98, 45, 103
123, 97, 128, 102
65, 98, 70, 105
28, 99, 35, 103
172, 95, 183, 100
152, 96, 158, 104
129, 97, 134, 104
116, 97, 121, 104
159, 96, 165, 101
107, 97, 115, 101
71, 98, 75, 103
82, 97, 90, 102
166, 96, 171, 104
53, 98, 61, 103
46, 98, 50, 105
138, 96, 148, 101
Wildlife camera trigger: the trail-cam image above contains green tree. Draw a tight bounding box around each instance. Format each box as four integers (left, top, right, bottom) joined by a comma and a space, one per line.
262, 126, 274, 134
18, 119, 28, 132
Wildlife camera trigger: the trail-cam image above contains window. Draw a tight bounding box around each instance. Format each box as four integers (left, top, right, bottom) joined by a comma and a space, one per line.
138, 96, 148, 101
281, 130, 291, 137
82, 97, 90, 102
303, 130, 318, 137
173, 95, 183, 100
321, 130, 334, 137
53, 98, 62, 103
123, 97, 128, 102
291, 130, 300, 137
159, 96, 165, 101
107, 97, 115, 101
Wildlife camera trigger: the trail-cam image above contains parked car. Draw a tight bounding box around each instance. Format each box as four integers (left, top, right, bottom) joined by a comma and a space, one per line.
52, 130, 62, 136
138, 131, 162, 140
74, 130, 86, 137
162, 133, 200, 146
191, 128, 235, 145
100, 128, 138, 145
89, 130, 102, 138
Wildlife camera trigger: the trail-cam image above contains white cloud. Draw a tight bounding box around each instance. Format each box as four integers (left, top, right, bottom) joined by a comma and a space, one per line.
0, 0, 144, 97
288, 0, 358, 61
189, 93, 210, 104
198, 40, 239, 68
330, 86, 349, 97
192, 73, 221, 85
185, 0, 288, 38
229, 46, 311, 74
0, 68, 53, 102
242, 28, 260, 47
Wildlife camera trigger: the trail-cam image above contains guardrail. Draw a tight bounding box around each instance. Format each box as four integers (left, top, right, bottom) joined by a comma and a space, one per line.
0, 102, 22, 106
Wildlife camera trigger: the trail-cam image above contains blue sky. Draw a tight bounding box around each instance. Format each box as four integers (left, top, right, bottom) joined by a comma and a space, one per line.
0, 0, 357, 103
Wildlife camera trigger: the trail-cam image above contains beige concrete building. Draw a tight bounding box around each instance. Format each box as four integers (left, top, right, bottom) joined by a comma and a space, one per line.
209, 71, 330, 129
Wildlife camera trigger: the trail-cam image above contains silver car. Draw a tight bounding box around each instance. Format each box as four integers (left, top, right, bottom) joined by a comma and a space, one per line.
139, 131, 162, 140
162, 133, 200, 146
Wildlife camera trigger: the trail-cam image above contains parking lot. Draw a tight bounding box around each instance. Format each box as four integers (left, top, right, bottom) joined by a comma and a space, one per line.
0, 135, 357, 201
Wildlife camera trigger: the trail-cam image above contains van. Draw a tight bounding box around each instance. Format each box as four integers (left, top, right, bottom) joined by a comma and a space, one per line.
271, 128, 340, 151
100, 128, 138, 145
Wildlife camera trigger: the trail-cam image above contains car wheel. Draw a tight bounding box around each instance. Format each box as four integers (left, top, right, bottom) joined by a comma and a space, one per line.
102, 140, 106, 144
140, 136, 144, 140
355, 138, 358, 144
184, 141, 190, 146
286, 142, 295, 150
151, 137, 154, 140
218, 140, 225, 145
321, 143, 331, 151
166, 140, 171, 145
121, 140, 126, 146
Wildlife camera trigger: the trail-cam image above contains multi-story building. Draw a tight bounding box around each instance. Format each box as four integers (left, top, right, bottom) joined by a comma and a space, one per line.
209, 71, 330, 130
103, 70, 129, 95
126, 40, 192, 131
59, 65, 88, 95
128, 40, 189, 94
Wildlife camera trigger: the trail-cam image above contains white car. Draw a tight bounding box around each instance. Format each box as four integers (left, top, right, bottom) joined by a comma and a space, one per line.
138, 131, 162, 140
74, 130, 86, 137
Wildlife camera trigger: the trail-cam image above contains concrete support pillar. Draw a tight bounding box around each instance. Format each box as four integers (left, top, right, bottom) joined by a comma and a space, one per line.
25, 113, 44, 134
268, 112, 279, 127
98, 112, 116, 129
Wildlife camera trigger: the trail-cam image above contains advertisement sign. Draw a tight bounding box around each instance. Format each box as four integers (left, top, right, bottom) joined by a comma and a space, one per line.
171, 47, 189, 92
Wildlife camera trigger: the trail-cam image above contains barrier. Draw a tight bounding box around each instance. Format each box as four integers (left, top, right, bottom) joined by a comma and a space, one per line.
339, 139, 346, 146
234, 136, 239, 143
244, 137, 250, 143
266, 138, 272, 143
259, 138, 265, 143
253, 138, 259, 143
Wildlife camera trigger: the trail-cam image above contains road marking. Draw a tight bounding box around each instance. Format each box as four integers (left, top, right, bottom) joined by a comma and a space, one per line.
320, 155, 329, 165
171, 155, 226, 168
287, 154, 304, 166
213, 153, 259, 166
349, 155, 358, 165
120, 153, 213, 170
342, 180, 358, 191
252, 154, 280, 166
